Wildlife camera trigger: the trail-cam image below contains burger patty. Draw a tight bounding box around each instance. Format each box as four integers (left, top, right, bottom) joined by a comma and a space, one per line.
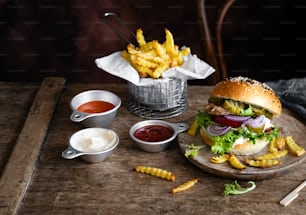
205, 103, 231, 116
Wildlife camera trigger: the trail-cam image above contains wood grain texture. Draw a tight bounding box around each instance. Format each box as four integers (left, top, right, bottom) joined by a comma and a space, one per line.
1, 83, 305, 215
0, 82, 39, 174
0, 77, 65, 214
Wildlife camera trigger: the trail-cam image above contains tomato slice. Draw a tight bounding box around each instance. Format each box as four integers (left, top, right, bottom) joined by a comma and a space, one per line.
213, 116, 243, 128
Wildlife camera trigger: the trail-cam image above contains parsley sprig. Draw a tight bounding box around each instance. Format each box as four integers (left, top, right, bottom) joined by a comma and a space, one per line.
223, 181, 256, 196
184, 144, 204, 158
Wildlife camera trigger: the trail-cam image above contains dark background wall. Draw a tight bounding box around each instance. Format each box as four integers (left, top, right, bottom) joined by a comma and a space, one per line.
0, 0, 305, 85
219, 0, 306, 82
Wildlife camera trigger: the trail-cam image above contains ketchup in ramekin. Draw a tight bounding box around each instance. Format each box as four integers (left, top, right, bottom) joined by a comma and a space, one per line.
134, 125, 174, 142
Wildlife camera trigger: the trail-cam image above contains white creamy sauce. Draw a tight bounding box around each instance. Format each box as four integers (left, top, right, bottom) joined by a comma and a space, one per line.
233, 116, 273, 147
232, 136, 246, 147
71, 128, 116, 153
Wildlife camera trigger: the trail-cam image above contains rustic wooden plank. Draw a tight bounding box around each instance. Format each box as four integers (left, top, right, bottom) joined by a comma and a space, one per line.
0, 77, 66, 214
0, 82, 39, 174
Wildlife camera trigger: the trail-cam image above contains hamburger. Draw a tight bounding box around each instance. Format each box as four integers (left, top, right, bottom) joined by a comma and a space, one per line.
198, 76, 282, 155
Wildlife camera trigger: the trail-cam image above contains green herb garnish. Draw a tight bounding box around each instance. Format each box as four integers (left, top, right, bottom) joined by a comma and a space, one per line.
184, 144, 204, 158
223, 180, 256, 196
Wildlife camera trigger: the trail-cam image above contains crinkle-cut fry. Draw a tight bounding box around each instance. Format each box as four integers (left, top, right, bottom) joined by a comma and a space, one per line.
133, 55, 159, 69
285, 136, 305, 157
135, 52, 165, 64
121, 50, 130, 61
246, 159, 281, 168
269, 138, 279, 153
228, 153, 246, 170
133, 48, 157, 57
127, 43, 139, 54
152, 63, 169, 79
175, 52, 184, 66
129, 63, 151, 78
256, 150, 288, 160
168, 45, 180, 62
152, 40, 168, 59
187, 119, 199, 136
171, 178, 198, 194
133, 165, 176, 181
210, 154, 229, 164
275, 136, 286, 151
180, 47, 191, 56
122, 28, 191, 79
140, 41, 155, 52
269, 137, 286, 153
136, 28, 146, 47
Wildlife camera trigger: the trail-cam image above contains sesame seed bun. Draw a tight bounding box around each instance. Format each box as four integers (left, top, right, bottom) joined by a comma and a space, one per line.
209, 77, 282, 117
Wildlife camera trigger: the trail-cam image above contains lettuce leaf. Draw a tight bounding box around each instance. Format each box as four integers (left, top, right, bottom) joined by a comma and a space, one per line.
210, 127, 278, 154
210, 130, 239, 154
196, 111, 212, 128
223, 181, 256, 196
184, 144, 204, 158
197, 111, 278, 155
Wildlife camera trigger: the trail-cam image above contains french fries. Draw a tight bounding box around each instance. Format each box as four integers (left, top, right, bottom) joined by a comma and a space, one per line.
269, 138, 279, 153
133, 165, 176, 181
285, 136, 305, 156
207, 134, 305, 170
210, 154, 229, 164
228, 153, 246, 170
256, 150, 288, 160
122, 28, 191, 79
275, 136, 286, 151
170, 178, 198, 194
246, 159, 282, 168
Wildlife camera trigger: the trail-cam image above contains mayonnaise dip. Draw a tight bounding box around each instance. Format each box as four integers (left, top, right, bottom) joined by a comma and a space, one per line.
70, 128, 117, 153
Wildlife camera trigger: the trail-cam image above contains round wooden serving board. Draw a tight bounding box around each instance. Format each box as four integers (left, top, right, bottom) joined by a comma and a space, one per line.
178, 113, 306, 180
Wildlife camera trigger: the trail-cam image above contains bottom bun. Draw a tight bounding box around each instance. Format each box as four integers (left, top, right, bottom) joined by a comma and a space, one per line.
200, 128, 269, 156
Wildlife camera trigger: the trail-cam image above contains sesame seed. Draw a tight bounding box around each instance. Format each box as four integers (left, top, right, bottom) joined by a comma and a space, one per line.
227, 76, 274, 93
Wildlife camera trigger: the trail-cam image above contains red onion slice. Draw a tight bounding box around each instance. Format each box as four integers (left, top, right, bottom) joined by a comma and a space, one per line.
224, 115, 251, 122
206, 125, 231, 136
243, 115, 266, 131
214, 115, 251, 128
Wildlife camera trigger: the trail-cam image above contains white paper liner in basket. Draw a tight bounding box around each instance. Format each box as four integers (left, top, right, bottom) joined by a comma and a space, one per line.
95, 51, 215, 86
95, 51, 215, 112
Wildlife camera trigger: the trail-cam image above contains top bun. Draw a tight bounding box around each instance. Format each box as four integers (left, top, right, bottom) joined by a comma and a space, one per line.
209, 76, 282, 117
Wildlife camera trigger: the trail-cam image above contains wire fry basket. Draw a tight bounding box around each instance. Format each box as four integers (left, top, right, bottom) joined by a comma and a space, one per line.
102, 12, 188, 119
127, 78, 188, 119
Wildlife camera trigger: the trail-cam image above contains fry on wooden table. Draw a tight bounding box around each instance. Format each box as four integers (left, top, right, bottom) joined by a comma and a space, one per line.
133, 165, 176, 181
171, 178, 198, 194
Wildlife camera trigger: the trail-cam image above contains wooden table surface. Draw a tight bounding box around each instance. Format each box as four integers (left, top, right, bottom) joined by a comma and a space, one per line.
0, 77, 305, 215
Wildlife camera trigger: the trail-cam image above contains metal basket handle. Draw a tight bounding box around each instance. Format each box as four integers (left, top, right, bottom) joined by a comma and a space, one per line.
101, 12, 136, 44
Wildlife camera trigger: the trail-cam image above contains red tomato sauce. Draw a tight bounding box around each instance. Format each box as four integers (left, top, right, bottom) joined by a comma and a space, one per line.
134, 125, 174, 142
77, 100, 115, 113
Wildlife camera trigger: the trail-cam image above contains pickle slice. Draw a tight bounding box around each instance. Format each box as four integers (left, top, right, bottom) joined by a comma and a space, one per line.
246, 125, 264, 133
